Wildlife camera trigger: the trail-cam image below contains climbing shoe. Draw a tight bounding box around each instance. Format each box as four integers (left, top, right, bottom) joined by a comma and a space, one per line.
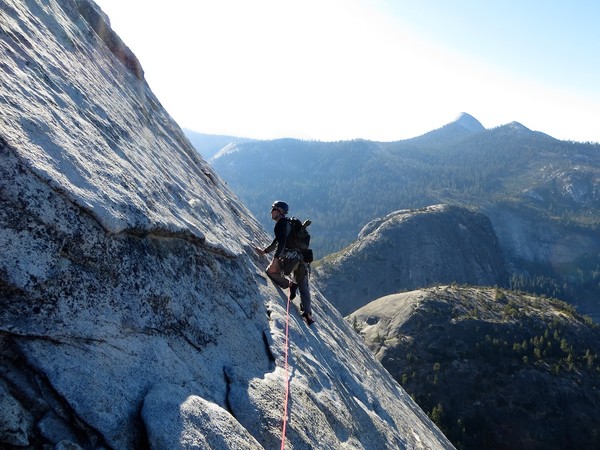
302, 312, 315, 326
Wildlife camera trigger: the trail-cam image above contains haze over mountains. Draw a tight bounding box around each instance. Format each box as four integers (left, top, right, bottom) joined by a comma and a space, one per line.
191, 114, 600, 320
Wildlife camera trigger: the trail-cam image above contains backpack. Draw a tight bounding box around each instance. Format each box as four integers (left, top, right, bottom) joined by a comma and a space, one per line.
286, 217, 313, 262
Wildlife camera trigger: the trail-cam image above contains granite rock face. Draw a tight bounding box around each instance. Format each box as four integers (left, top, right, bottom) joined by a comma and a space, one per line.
0, 1, 454, 448
314, 204, 508, 316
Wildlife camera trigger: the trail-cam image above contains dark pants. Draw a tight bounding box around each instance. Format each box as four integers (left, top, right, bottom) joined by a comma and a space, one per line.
293, 262, 312, 315
266, 253, 312, 316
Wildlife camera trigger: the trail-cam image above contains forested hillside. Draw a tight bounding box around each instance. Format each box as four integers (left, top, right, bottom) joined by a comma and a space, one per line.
348, 286, 600, 450
198, 115, 600, 318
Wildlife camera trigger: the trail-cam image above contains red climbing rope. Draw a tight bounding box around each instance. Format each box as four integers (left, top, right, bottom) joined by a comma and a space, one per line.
280, 295, 291, 450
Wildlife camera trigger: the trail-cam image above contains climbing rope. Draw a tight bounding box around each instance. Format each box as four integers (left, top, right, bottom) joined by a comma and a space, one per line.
280, 295, 291, 450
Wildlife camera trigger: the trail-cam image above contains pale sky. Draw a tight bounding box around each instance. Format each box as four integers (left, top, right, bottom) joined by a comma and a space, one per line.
94, 0, 600, 143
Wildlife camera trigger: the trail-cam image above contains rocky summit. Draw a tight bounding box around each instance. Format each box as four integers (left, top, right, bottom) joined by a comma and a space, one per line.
314, 204, 508, 316
348, 286, 600, 450
0, 1, 454, 449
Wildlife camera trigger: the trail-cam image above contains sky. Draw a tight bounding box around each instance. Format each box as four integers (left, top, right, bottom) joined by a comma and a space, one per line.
93, 0, 600, 143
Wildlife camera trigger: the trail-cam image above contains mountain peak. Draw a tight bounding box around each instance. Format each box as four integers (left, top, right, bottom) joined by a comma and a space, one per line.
452, 112, 485, 132
408, 112, 485, 144
506, 121, 530, 131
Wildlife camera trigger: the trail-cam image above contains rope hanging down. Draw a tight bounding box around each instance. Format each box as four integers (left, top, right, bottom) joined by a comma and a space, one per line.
280, 295, 292, 450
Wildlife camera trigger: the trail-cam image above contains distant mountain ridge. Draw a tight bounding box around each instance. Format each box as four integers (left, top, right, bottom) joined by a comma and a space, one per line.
201, 116, 600, 319
183, 128, 256, 160
184, 112, 487, 151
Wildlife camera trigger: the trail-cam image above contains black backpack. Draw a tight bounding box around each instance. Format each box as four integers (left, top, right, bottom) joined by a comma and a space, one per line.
286, 217, 313, 262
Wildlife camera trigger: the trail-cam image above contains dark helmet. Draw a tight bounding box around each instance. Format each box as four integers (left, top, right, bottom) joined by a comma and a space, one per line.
271, 200, 289, 214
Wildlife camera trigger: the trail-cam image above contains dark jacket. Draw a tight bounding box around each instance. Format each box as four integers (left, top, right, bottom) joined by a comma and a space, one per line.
263, 218, 291, 257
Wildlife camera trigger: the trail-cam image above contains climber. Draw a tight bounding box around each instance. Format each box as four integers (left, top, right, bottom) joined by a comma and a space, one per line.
255, 200, 314, 325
